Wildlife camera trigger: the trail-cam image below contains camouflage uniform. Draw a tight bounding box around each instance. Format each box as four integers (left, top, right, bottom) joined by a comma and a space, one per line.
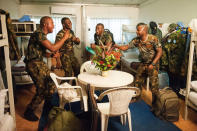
56, 29, 80, 77
94, 31, 112, 46
160, 25, 187, 92
25, 29, 56, 111
128, 34, 161, 95
148, 28, 162, 43
160, 31, 186, 74
0, 9, 21, 70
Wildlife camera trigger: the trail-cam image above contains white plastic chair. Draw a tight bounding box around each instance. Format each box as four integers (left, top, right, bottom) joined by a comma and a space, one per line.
50, 72, 88, 111
79, 61, 101, 111
80, 61, 100, 74
92, 87, 140, 131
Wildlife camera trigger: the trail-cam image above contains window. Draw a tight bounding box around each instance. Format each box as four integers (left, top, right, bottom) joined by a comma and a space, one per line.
122, 25, 137, 45
87, 18, 133, 44
31, 15, 76, 43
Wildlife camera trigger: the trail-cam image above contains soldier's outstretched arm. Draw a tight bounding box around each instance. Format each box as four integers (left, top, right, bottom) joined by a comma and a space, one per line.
114, 44, 129, 51
41, 30, 70, 52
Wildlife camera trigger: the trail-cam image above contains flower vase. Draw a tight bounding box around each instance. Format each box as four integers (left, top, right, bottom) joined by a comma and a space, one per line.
101, 70, 109, 77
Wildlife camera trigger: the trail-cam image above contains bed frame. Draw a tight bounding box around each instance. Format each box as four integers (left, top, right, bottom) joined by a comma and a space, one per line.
0, 14, 16, 123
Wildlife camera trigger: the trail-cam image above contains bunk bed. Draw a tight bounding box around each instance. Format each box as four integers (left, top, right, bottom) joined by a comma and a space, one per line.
11, 21, 36, 85
0, 14, 16, 128
184, 19, 197, 120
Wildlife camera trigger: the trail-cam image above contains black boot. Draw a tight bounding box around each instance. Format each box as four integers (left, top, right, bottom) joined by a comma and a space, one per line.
150, 93, 156, 112
24, 108, 39, 121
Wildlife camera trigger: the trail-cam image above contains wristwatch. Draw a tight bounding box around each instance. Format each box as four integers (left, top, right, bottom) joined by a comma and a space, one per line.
50, 53, 54, 57
151, 62, 156, 66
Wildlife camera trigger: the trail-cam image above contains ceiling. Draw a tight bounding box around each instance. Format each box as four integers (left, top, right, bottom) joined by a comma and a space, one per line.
19, 0, 150, 6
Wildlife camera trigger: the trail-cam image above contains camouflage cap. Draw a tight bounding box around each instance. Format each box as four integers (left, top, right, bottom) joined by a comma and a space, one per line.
168, 23, 177, 33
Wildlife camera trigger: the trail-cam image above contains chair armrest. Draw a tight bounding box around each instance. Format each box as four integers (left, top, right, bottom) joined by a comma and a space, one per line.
56, 76, 77, 81
97, 87, 141, 101
57, 76, 78, 85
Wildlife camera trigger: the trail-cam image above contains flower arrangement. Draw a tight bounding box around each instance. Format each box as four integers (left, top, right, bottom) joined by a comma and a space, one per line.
91, 46, 122, 71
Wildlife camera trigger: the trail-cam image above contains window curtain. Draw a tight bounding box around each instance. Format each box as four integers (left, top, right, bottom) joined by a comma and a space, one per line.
87, 18, 132, 44
31, 15, 76, 43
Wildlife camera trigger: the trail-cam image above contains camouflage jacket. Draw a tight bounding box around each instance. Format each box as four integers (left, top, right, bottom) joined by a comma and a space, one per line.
148, 28, 162, 43
55, 29, 76, 53
0, 9, 21, 62
160, 31, 186, 74
94, 31, 112, 46
128, 34, 161, 64
25, 29, 47, 62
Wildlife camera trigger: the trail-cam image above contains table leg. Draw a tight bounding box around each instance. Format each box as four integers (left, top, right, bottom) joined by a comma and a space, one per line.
87, 84, 98, 131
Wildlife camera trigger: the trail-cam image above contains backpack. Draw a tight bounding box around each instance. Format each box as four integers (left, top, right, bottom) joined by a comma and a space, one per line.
48, 107, 87, 131
152, 87, 180, 122
104, 29, 115, 45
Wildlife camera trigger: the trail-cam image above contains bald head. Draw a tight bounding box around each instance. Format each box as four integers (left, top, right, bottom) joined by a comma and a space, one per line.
136, 23, 148, 32
40, 16, 54, 34
136, 23, 148, 37
40, 16, 52, 28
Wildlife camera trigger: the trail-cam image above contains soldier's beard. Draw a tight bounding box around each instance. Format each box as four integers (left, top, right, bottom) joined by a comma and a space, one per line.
65, 24, 71, 30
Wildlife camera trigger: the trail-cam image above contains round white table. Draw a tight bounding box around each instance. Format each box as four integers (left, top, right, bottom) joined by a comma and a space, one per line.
78, 70, 134, 89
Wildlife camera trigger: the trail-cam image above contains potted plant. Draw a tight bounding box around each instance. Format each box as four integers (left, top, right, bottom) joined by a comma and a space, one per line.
91, 45, 122, 77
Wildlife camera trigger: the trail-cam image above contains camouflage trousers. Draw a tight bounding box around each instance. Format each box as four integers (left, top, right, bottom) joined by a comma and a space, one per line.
26, 61, 56, 111
134, 63, 159, 95
60, 52, 80, 77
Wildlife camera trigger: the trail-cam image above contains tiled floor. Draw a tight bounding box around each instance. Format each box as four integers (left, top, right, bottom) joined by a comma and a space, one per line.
15, 84, 197, 131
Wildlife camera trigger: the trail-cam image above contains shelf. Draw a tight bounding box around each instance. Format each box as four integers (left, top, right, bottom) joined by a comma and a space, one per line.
12, 21, 36, 36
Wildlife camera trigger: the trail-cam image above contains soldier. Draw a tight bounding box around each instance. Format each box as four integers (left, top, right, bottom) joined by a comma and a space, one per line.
116, 23, 162, 109
24, 16, 70, 121
91, 23, 113, 50
148, 21, 162, 43
55, 17, 80, 77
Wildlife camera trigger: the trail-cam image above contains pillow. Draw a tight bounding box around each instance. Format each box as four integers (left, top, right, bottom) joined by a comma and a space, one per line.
189, 91, 197, 106
191, 81, 197, 92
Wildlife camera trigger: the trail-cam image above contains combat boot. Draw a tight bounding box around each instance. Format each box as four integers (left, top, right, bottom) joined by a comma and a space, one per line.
150, 93, 157, 112
24, 108, 39, 121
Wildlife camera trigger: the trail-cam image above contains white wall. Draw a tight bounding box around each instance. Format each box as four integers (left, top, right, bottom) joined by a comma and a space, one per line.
85, 6, 138, 19
139, 0, 197, 25
0, 0, 19, 19
19, 5, 81, 38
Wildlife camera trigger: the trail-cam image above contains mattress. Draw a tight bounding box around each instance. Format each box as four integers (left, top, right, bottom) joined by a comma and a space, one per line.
189, 91, 197, 107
